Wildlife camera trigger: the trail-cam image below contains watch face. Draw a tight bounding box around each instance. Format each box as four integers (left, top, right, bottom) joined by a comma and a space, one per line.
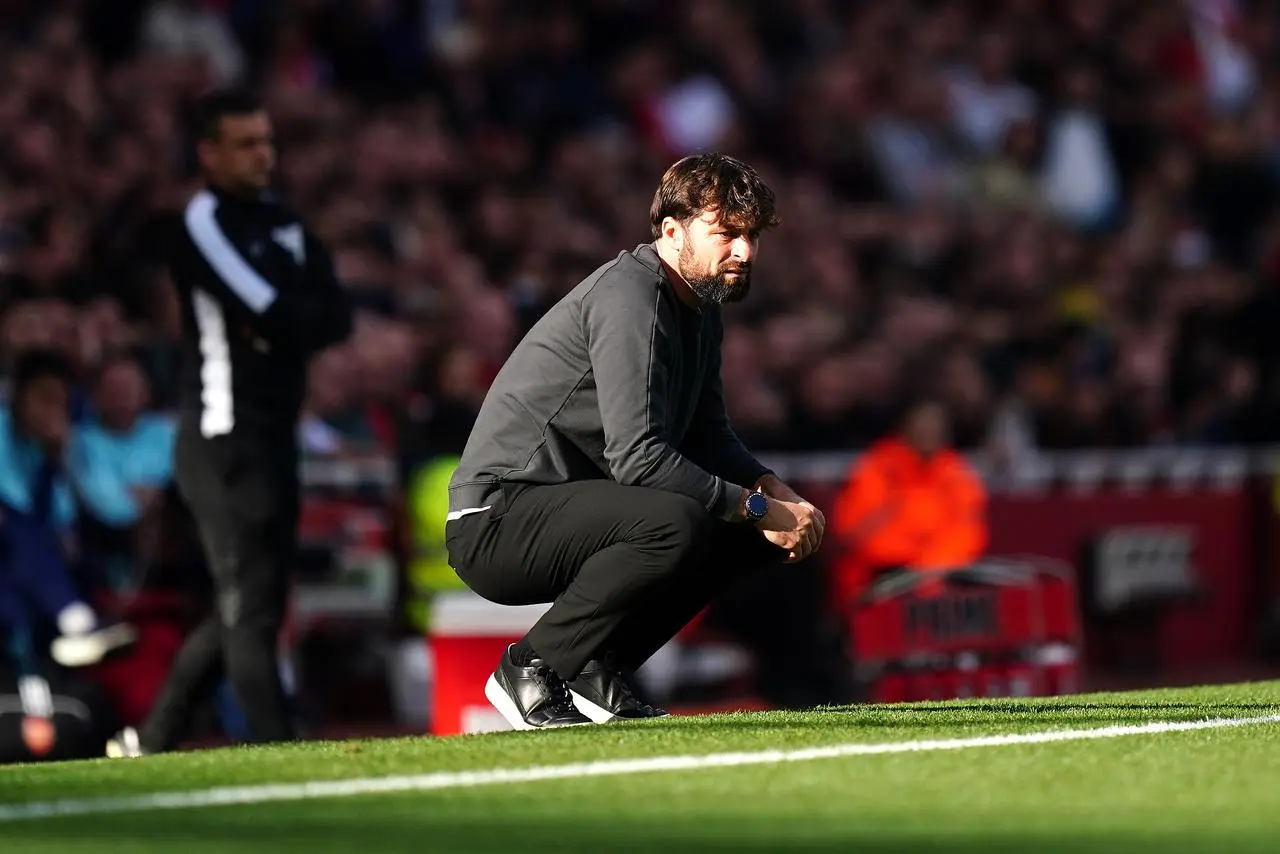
747, 492, 768, 519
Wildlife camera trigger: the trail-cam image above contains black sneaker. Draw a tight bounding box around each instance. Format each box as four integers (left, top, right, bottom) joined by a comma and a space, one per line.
484, 645, 593, 730
568, 657, 669, 723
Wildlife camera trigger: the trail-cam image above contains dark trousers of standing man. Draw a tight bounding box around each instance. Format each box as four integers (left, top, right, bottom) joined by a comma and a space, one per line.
138, 420, 298, 752
446, 480, 836, 699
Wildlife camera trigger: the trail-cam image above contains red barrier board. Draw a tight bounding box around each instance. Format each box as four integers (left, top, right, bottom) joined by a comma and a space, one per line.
797, 477, 1262, 673
853, 570, 1081, 662
986, 488, 1256, 667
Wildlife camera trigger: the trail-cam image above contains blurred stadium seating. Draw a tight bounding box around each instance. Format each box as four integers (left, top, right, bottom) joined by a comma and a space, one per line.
2, 0, 1280, 745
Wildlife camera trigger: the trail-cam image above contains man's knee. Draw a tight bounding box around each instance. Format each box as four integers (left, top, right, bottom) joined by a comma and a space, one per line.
214, 558, 289, 635
451, 559, 511, 605
218, 592, 285, 636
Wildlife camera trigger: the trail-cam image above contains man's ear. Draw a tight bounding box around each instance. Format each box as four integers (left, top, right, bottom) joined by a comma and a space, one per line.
662, 217, 683, 252
195, 139, 217, 174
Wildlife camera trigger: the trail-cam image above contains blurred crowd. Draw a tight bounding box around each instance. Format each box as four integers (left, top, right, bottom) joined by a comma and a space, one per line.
3, 0, 1280, 471
3, 0, 1280, 752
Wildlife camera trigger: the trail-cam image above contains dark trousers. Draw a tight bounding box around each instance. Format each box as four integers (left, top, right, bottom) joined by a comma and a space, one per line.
0, 507, 80, 624
139, 422, 298, 751
0, 505, 82, 670
446, 480, 800, 684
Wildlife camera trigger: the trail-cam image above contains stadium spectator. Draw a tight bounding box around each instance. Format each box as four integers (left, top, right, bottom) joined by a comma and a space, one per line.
1, 1, 1277, 457
67, 352, 177, 590
829, 396, 989, 604
299, 345, 373, 457
70, 353, 175, 528
0, 350, 135, 671
1, 0, 1279, 739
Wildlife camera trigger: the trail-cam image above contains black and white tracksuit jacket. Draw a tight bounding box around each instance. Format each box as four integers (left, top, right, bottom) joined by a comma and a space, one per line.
167, 185, 353, 452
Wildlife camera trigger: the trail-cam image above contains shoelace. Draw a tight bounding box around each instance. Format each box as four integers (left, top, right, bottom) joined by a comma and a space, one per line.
532, 664, 577, 714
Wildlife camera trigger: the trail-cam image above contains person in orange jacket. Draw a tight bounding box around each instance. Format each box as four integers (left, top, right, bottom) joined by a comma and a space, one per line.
831, 397, 988, 603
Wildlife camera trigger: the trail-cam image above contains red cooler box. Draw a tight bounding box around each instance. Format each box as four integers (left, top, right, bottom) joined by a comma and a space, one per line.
429, 591, 551, 736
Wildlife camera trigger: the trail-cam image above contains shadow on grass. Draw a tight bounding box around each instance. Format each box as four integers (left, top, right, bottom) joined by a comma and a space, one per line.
592, 700, 1280, 736
4, 812, 1259, 854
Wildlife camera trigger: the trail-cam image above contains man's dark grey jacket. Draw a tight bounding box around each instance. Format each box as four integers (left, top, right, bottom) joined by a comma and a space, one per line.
448, 243, 771, 520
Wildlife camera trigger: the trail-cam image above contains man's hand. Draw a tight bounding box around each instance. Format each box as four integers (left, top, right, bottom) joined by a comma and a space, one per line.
756, 496, 823, 563
754, 473, 802, 503
799, 499, 826, 544
754, 474, 826, 559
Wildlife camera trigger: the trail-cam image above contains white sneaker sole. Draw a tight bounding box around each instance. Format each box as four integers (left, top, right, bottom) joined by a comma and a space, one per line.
51, 624, 137, 668
568, 689, 619, 724
484, 674, 538, 731
569, 690, 671, 722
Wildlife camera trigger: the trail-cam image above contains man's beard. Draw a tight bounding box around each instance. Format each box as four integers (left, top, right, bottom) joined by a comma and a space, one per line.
679, 244, 751, 305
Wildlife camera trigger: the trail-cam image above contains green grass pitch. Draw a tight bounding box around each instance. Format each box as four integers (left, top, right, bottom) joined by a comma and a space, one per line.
3, 681, 1279, 853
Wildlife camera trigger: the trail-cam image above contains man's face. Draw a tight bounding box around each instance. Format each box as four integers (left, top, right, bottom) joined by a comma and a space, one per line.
199, 112, 275, 194
96, 360, 148, 432
18, 375, 70, 451
306, 348, 354, 417
673, 211, 758, 305
904, 402, 950, 457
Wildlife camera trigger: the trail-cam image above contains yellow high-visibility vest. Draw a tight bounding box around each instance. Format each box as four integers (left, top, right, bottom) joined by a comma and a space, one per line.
405, 455, 466, 632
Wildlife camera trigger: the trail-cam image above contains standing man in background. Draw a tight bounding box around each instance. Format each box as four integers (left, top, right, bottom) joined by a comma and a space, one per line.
108, 90, 353, 757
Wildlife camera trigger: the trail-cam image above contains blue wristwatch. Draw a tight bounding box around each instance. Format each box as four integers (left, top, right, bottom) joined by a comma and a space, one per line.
744, 491, 769, 523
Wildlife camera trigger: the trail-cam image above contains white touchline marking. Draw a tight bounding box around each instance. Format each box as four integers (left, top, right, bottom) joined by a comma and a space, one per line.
2, 714, 1278, 823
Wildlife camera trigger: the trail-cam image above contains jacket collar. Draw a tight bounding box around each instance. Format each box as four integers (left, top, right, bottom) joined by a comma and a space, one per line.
206, 182, 273, 207
633, 243, 705, 315
633, 243, 664, 276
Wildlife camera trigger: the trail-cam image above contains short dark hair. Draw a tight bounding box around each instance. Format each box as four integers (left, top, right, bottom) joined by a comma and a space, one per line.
13, 349, 74, 399
649, 153, 780, 239
191, 88, 264, 141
